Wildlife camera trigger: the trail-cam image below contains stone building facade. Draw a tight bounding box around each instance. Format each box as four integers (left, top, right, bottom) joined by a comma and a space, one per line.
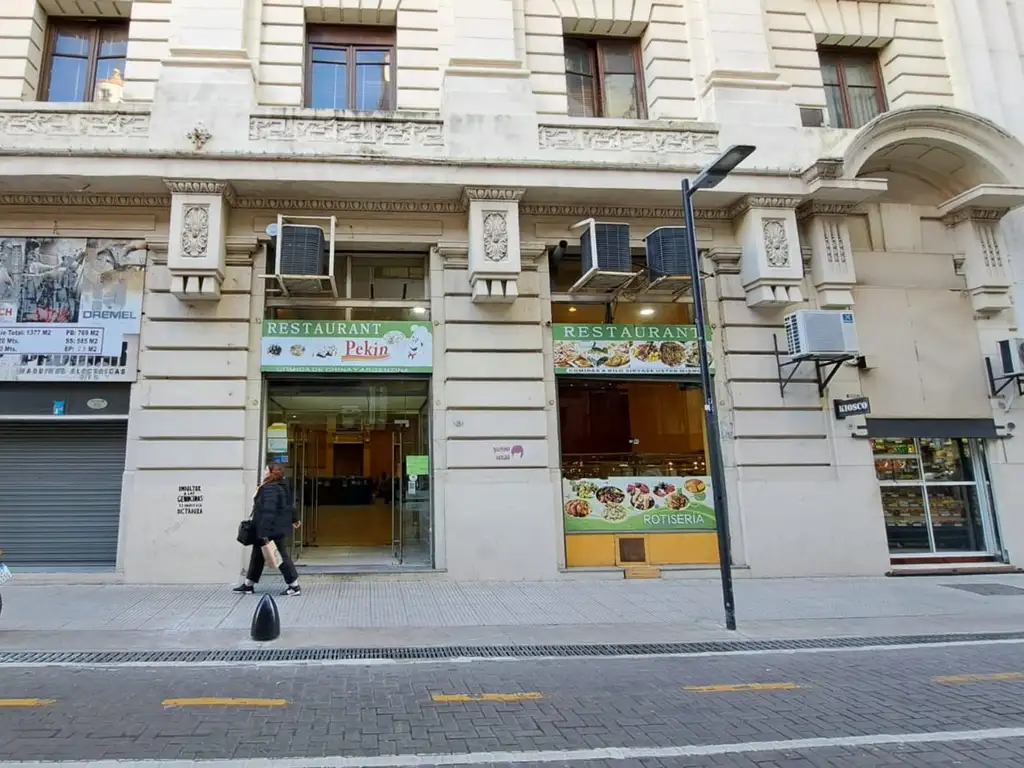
2, 0, 1024, 583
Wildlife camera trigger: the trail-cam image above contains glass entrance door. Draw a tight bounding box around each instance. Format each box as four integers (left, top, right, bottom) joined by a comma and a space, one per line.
265, 378, 432, 569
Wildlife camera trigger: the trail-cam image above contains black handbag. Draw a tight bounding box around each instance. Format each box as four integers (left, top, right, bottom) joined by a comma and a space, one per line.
237, 518, 257, 546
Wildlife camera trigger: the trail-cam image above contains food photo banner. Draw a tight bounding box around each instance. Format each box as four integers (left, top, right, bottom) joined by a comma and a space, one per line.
261, 320, 432, 373
562, 476, 716, 533
552, 324, 713, 375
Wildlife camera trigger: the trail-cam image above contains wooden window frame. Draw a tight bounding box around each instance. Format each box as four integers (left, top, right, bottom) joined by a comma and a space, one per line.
40, 18, 129, 103
305, 25, 397, 111
564, 36, 647, 120
818, 48, 887, 129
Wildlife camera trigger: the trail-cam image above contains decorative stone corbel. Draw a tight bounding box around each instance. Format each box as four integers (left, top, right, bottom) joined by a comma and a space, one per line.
938, 185, 1024, 316
463, 187, 526, 303
165, 179, 235, 300
797, 202, 857, 309
729, 196, 805, 308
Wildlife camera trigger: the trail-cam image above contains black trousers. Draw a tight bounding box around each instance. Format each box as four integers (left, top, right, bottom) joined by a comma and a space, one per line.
246, 536, 298, 584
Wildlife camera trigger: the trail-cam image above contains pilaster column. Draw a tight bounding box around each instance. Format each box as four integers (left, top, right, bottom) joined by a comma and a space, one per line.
798, 203, 857, 309
164, 180, 234, 300
149, 0, 256, 151
731, 196, 805, 308
441, 0, 537, 158
941, 208, 1014, 315
690, 0, 798, 126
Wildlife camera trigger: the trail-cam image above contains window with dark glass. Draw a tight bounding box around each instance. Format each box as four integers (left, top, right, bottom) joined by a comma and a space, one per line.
306, 26, 395, 111
42, 20, 128, 103
563, 37, 644, 119
819, 49, 886, 129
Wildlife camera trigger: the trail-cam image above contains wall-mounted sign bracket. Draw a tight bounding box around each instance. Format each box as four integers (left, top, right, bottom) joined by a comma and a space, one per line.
773, 334, 856, 398
985, 357, 1024, 397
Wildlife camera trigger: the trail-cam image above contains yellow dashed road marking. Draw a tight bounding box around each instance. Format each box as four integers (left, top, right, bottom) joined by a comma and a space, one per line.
936, 673, 1024, 684
162, 697, 288, 708
0, 698, 55, 707
684, 683, 802, 693
432, 692, 544, 703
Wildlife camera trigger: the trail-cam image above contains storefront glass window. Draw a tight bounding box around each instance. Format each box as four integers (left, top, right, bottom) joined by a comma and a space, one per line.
871, 437, 995, 554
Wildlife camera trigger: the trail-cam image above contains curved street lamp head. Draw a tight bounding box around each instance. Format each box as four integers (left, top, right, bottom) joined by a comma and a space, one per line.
691, 145, 756, 193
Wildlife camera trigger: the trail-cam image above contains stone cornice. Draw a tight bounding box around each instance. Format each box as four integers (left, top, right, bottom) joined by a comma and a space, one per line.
164, 179, 236, 204
796, 201, 856, 219
707, 245, 742, 275
727, 196, 804, 218
435, 241, 470, 268
234, 197, 466, 213
462, 187, 526, 205
801, 159, 844, 184
0, 192, 170, 207
941, 207, 1008, 227
519, 203, 732, 220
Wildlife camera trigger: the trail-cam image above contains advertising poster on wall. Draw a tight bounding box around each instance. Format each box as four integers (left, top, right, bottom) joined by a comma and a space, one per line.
0, 237, 146, 382
552, 324, 713, 375
260, 320, 433, 373
562, 475, 716, 533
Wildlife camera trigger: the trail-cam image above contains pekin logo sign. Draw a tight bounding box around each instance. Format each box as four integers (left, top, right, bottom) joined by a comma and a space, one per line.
260, 320, 432, 373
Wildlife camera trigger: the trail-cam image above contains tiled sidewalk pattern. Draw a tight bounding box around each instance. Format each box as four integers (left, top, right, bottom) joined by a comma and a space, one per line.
2, 575, 1023, 632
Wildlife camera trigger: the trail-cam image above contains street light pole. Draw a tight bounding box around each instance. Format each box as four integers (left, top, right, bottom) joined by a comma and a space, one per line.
680, 145, 755, 632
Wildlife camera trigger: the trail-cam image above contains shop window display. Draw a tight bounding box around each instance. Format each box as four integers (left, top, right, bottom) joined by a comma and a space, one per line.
872, 438, 994, 554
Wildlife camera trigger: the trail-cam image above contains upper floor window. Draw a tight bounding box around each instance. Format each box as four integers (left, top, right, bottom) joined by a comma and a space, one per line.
306, 25, 395, 111
564, 37, 645, 119
42, 20, 128, 102
820, 49, 886, 129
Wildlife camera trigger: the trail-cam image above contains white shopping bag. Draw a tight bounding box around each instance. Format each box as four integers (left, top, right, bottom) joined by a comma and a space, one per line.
0, 563, 12, 586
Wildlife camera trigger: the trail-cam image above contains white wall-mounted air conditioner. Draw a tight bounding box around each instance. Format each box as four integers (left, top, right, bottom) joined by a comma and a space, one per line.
997, 338, 1024, 376
784, 310, 859, 359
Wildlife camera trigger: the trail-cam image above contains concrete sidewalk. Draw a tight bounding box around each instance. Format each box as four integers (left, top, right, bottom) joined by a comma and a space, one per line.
1, 574, 1023, 652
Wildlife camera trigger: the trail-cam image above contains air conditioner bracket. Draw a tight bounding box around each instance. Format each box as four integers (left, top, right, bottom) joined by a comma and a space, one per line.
985, 357, 1024, 397
773, 334, 856, 398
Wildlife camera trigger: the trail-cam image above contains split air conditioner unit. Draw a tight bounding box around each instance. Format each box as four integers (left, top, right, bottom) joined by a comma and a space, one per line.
567, 219, 639, 294
784, 310, 860, 359
997, 338, 1024, 376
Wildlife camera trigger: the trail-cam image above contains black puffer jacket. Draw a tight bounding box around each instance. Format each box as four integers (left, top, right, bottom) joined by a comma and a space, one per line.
252, 480, 296, 540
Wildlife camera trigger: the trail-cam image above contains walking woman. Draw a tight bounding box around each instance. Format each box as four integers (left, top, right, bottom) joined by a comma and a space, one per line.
233, 463, 302, 596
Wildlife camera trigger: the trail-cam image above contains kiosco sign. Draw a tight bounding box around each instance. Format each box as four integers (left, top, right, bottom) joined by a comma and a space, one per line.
834, 396, 871, 420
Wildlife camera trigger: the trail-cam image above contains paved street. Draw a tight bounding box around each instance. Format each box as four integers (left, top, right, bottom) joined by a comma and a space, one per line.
2, 574, 1024, 650
3, 639, 1024, 765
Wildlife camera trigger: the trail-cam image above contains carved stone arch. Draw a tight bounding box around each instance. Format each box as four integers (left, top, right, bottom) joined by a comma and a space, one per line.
840, 106, 1024, 196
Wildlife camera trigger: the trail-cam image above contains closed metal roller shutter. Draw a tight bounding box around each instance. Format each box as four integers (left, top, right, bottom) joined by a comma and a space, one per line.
0, 422, 126, 569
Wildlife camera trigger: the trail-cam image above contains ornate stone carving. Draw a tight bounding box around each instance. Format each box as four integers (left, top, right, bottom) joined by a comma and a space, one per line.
797, 202, 855, 219
233, 198, 465, 213
941, 207, 1007, 227
180, 204, 210, 258
801, 159, 844, 183
186, 122, 212, 150
164, 179, 229, 195
822, 219, 847, 265
482, 212, 509, 262
762, 219, 790, 268
463, 188, 526, 203
249, 117, 445, 147
519, 203, 732, 220
0, 110, 149, 137
538, 126, 718, 154
977, 222, 1005, 271
0, 193, 169, 207
728, 196, 803, 218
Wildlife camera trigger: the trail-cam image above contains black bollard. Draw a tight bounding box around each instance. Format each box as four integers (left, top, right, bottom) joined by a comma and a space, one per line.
250, 593, 281, 642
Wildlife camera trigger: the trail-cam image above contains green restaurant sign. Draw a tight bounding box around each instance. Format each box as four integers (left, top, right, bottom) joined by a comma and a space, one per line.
552, 324, 712, 375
